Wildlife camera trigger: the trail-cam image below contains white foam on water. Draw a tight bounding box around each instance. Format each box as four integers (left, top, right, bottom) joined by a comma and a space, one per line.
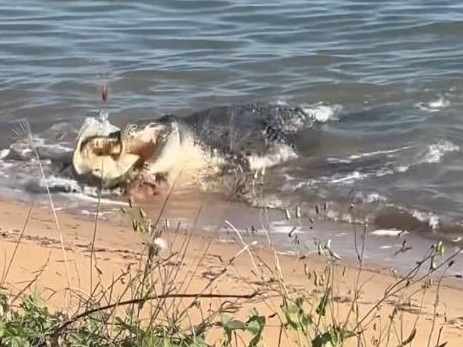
67, 192, 129, 206
268, 223, 303, 235
326, 157, 352, 164
41, 175, 79, 189
0, 161, 13, 169
300, 102, 342, 122
0, 149, 9, 159
327, 146, 412, 164
347, 146, 412, 160
269, 220, 290, 227
20, 173, 128, 207
277, 250, 299, 257
6, 133, 73, 163
282, 173, 296, 182
295, 167, 396, 188
366, 193, 386, 203
275, 100, 342, 123
8, 141, 38, 159
81, 209, 113, 218
41, 143, 73, 152
396, 165, 409, 172
328, 171, 366, 184
420, 140, 459, 164
357, 192, 387, 203
411, 209, 440, 230
301, 140, 459, 189
311, 170, 379, 186
371, 229, 409, 237
415, 96, 450, 112
247, 144, 298, 170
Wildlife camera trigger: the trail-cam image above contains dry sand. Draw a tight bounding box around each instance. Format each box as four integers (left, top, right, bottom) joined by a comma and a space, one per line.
0, 197, 463, 346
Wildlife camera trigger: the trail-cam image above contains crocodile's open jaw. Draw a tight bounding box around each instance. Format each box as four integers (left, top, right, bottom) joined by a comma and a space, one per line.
72, 123, 142, 189
71, 118, 170, 190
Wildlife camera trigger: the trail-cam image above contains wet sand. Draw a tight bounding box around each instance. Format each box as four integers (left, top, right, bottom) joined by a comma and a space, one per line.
1, 197, 463, 346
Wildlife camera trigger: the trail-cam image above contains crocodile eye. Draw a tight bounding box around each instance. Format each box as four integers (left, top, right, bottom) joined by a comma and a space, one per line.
124, 124, 137, 137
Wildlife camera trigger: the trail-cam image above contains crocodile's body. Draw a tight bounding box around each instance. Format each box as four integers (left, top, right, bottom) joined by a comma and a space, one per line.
71, 104, 314, 192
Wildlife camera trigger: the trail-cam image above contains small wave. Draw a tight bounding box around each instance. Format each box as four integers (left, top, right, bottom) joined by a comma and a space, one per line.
373, 206, 440, 232
366, 193, 386, 203
276, 100, 342, 123
268, 224, 304, 235
81, 210, 113, 217
311, 140, 458, 187
327, 146, 411, 164
43, 176, 79, 189
415, 96, 450, 113
359, 192, 387, 203
347, 146, 411, 161
19, 172, 129, 207
370, 229, 409, 237
420, 140, 459, 164
247, 143, 298, 170
411, 209, 440, 230
326, 171, 367, 184
309, 167, 396, 186
0, 161, 13, 169
326, 157, 352, 164
65, 192, 129, 206
23, 175, 80, 195
317, 202, 445, 236
0, 149, 9, 159
6, 136, 73, 162
300, 102, 342, 122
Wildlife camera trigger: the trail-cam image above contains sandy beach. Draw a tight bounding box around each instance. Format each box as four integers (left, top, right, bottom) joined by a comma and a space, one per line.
0, 196, 462, 347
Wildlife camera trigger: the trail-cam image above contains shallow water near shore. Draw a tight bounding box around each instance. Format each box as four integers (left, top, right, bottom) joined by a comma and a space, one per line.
2, 0, 463, 271
28, 188, 461, 279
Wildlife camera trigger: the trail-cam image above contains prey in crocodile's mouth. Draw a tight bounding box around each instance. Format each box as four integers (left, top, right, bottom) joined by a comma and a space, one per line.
86, 137, 123, 157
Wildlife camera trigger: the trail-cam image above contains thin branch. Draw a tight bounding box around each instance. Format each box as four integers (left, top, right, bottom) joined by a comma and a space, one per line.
51, 290, 260, 335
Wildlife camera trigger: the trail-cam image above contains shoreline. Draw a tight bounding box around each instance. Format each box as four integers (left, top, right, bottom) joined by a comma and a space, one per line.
1, 196, 463, 345
14, 189, 463, 280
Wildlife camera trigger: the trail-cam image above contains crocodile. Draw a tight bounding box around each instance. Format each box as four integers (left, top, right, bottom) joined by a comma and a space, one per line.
71, 104, 315, 194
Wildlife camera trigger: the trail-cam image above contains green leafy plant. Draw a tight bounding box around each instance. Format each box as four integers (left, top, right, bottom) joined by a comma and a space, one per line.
220, 308, 266, 347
